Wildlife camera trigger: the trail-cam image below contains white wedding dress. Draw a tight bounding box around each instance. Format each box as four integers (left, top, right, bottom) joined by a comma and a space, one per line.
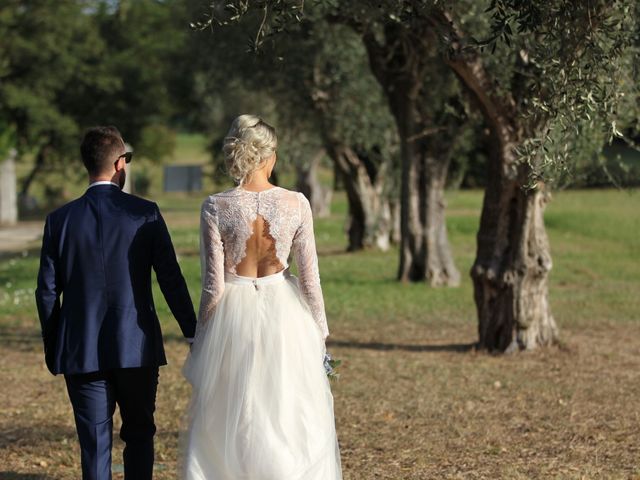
182, 186, 342, 480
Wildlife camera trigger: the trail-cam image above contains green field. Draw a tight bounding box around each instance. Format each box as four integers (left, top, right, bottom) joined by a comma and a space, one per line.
3, 188, 638, 335
1, 142, 640, 478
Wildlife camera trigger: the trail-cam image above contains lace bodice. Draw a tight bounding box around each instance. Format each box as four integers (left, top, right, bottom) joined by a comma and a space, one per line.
197, 186, 329, 340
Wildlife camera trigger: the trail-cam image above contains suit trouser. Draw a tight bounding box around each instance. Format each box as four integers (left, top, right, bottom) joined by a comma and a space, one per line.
64, 367, 159, 480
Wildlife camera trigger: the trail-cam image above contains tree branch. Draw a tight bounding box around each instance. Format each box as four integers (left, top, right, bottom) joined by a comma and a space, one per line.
427, 8, 519, 148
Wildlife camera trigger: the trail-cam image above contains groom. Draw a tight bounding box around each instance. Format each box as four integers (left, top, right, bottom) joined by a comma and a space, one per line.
35, 126, 197, 479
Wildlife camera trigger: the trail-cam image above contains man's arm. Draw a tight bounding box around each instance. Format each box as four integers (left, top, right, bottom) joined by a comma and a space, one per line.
151, 205, 197, 339
35, 215, 61, 343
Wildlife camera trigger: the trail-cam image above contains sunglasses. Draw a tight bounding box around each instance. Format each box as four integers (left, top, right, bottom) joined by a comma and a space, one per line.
116, 152, 133, 164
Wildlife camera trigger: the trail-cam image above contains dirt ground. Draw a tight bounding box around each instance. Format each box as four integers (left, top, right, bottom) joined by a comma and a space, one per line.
1, 320, 639, 480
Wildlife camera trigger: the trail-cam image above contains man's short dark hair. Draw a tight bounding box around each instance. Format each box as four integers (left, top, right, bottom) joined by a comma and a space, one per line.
80, 126, 124, 175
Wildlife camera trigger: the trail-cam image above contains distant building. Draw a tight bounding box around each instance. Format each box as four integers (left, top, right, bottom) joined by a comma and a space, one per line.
163, 165, 202, 193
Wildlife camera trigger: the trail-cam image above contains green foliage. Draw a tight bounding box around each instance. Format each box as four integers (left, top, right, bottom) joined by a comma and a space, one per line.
207, 0, 640, 189
473, 0, 640, 185
194, 0, 307, 50
133, 167, 153, 196
268, 20, 398, 169
136, 124, 177, 163
0, 119, 17, 159
189, 6, 398, 183
0, 0, 197, 196
568, 140, 640, 188
91, 0, 196, 144
0, 0, 108, 160
447, 122, 488, 189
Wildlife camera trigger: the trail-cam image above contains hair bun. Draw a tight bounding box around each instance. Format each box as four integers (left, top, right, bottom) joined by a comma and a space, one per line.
223, 115, 278, 184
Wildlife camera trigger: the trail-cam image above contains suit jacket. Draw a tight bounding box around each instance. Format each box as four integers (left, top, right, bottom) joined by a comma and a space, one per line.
35, 184, 197, 375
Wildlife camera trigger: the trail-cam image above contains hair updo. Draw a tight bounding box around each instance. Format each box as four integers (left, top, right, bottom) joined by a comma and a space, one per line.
223, 115, 278, 184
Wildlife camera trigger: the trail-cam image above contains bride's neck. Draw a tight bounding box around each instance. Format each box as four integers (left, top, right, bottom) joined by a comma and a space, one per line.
242, 171, 272, 190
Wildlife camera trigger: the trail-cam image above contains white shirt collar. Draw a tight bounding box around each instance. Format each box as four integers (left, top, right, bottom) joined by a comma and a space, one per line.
88, 180, 119, 189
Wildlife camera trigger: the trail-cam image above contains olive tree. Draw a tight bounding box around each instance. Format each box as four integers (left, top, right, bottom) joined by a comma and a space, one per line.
427, 0, 638, 350
190, 10, 400, 250
200, 0, 639, 351
199, 1, 466, 283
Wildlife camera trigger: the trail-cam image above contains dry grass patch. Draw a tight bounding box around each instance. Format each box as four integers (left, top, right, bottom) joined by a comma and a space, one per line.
1, 322, 639, 479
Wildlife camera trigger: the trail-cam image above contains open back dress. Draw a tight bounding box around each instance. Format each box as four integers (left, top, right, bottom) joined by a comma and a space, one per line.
182, 186, 342, 480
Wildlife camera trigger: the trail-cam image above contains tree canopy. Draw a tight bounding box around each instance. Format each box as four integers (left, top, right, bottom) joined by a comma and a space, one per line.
0, 0, 199, 193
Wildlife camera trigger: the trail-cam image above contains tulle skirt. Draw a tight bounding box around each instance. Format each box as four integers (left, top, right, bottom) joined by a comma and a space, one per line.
181, 270, 342, 480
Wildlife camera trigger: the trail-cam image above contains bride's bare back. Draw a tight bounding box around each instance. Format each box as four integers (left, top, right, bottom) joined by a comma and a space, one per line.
197, 186, 328, 338
235, 213, 282, 277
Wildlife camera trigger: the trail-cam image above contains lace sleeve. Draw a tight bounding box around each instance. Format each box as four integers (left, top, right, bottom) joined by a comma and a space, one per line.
292, 193, 329, 340
196, 198, 225, 337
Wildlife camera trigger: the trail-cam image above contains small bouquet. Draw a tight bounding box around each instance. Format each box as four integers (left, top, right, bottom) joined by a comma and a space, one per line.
323, 352, 341, 382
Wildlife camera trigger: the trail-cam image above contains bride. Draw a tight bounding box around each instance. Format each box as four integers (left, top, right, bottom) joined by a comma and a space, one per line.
182, 115, 342, 479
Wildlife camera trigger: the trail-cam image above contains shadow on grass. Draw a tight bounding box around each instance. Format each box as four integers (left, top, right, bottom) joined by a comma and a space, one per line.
1, 327, 194, 354
2, 326, 477, 355
327, 339, 476, 353
163, 333, 478, 354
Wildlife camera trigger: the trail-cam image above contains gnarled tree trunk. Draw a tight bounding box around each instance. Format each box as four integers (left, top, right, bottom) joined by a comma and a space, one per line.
432, 9, 558, 350
325, 142, 392, 251
296, 149, 332, 218
471, 146, 557, 351
310, 60, 394, 252
395, 125, 460, 284
20, 143, 50, 196
361, 28, 460, 286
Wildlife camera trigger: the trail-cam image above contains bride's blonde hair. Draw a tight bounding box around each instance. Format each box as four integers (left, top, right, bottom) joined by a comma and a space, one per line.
223, 115, 278, 184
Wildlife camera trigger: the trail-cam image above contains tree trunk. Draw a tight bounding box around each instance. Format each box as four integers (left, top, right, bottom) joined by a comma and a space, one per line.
432, 8, 559, 349
325, 143, 392, 251
395, 129, 460, 285
20, 144, 49, 196
0, 148, 18, 226
471, 143, 558, 352
471, 148, 558, 351
361, 29, 460, 285
309, 60, 393, 251
296, 149, 332, 218
389, 196, 401, 245
332, 160, 342, 192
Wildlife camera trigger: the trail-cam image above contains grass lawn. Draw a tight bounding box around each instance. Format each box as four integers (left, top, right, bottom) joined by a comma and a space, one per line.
1, 166, 639, 477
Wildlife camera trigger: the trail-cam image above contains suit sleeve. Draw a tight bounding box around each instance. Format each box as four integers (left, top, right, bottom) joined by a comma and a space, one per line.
151, 205, 197, 339
35, 215, 61, 341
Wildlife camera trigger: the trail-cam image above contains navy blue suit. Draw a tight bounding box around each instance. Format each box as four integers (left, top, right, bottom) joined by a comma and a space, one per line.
35, 183, 197, 479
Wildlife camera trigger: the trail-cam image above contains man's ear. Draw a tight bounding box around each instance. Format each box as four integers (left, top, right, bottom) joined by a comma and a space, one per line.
114, 156, 126, 172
